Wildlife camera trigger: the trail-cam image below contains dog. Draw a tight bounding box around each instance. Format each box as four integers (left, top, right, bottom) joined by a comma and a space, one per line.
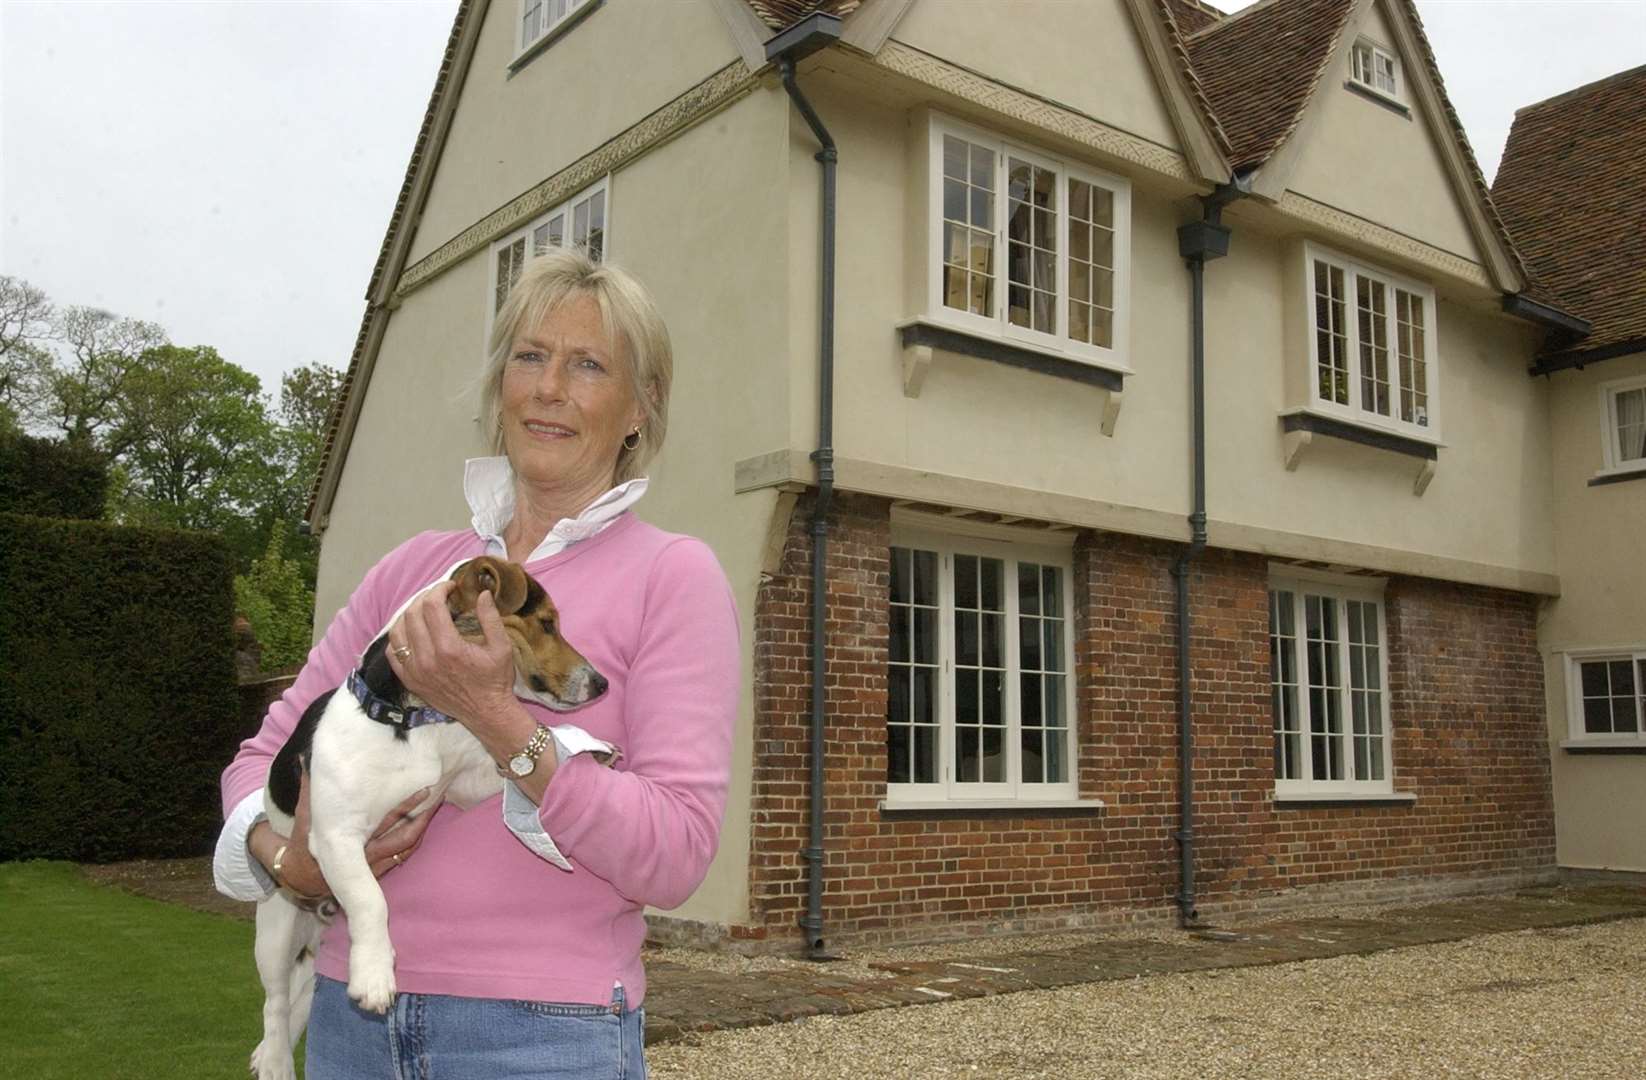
248, 556, 611, 1080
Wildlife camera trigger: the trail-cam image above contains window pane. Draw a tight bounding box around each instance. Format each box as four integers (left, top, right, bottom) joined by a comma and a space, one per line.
1018, 562, 1040, 615
913, 608, 936, 664
1021, 729, 1044, 784
943, 135, 968, 180
1269, 590, 1303, 780
1615, 387, 1646, 462
889, 546, 940, 784
982, 611, 1002, 669
1581, 659, 1610, 697
983, 670, 1003, 727
1357, 277, 1390, 417
1021, 671, 1042, 726
1305, 594, 1344, 781
980, 559, 1003, 611
1006, 158, 1057, 334
956, 554, 978, 609
956, 727, 979, 783
944, 176, 966, 224
913, 550, 938, 606
1314, 262, 1349, 405
982, 722, 1005, 782
1396, 289, 1429, 426
956, 610, 978, 668
1585, 697, 1613, 734
913, 721, 936, 783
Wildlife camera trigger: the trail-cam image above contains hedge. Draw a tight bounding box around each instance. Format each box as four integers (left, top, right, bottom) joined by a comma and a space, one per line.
0, 513, 243, 862
0, 433, 109, 520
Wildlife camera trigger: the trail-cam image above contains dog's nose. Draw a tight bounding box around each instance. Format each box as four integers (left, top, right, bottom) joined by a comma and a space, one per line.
590, 672, 609, 698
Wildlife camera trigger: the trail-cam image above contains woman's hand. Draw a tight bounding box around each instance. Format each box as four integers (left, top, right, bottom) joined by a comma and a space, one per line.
386, 584, 548, 787
387, 582, 520, 726
251, 777, 434, 898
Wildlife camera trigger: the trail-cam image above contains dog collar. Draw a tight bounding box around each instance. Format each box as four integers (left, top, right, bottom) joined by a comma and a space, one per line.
346, 669, 456, 731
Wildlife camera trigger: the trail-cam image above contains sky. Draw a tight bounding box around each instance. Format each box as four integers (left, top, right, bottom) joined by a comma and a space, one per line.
2, 0, 1643, 397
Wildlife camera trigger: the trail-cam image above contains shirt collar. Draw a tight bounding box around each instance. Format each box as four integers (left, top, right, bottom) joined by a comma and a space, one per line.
464, 457, 647, 563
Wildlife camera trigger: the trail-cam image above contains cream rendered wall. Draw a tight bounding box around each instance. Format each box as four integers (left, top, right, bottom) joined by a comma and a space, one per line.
783, 65, 1194, 520
777, 62, 1552, 583
1284, 2, 1483, 265
889, 0, 1184, 153
407, 0, 742, 264
1207, 224, 1553, 576
1540, 351, 1646, 871
317, 85, 795, 929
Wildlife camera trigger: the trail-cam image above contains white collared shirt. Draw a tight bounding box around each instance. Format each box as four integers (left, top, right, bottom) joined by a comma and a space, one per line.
212, 463, 644, 901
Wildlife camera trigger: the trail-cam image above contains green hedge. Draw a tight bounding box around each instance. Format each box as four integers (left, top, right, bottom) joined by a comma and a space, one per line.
0, 433, 109, 520
0, 513, 243, 862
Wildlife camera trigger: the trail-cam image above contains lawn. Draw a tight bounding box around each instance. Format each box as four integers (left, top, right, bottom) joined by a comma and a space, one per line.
0, 861, 286, 1079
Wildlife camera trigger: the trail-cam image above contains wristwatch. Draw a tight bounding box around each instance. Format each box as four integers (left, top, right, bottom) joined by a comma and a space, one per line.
501, 724, 553, 778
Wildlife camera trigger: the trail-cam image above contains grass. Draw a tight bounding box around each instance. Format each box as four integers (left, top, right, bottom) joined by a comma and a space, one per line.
0, 860, 286, 1079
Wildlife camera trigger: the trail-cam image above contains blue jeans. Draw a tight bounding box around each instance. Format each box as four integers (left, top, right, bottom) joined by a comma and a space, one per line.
305, 975, 646, 1079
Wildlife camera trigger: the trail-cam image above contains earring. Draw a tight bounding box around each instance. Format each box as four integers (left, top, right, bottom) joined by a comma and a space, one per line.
623, 428, 642, 451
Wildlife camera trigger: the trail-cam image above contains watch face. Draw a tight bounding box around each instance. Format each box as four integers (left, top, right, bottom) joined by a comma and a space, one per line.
509, 754, 534, 777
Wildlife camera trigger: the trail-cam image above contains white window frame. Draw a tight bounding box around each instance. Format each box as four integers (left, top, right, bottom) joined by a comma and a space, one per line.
925, 114, 1132, 375
1564, 649, 1646, 747
1268, 568, 1396, 798
516, 0, 595, 62
485, 177, 609, 339
887, 517, 1080, 807
1350, 38, 1401, 102
1305, 242, 1441, 442
1597, 373, 1646, 478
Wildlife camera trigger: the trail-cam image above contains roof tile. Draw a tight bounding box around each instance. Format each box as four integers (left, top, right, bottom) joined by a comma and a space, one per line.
1494, 65, 1646, 356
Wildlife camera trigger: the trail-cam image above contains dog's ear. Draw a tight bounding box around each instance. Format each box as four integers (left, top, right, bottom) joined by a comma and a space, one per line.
448, 557, 530, 617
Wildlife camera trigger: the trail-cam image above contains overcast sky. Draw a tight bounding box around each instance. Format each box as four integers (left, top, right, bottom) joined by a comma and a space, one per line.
3, 0, 1643, 397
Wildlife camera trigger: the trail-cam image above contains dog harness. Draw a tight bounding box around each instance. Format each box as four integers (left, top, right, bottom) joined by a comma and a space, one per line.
345, 669, 456, 730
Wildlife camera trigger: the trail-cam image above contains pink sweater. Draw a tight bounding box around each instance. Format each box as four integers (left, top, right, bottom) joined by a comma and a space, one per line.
220, 513, 738, 1007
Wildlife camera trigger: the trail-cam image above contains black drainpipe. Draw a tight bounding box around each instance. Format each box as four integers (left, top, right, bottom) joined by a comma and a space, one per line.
1172, 181, 1242, 927
765, 13, 842, 960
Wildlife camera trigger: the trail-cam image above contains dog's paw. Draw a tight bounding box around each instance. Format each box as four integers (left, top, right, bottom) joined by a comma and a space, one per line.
347, 965, 397, 1015
250, 1040, 296, 1080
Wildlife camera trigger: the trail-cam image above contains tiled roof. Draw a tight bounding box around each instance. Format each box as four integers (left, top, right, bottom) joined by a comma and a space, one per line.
1493, 65, 1646, 358
1185, 0, 1353, 172
1149, 0, 1235, 160
1163, 0, 1225, 36
743, 0, 860, 31
1179, 0, 1528, 293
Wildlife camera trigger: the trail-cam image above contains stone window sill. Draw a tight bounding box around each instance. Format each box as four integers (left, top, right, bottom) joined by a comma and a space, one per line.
879, 797, 1105, 819
1561, 739, 1646, 755
1280, 410, 1441, 494
1273, 790, 1418, 808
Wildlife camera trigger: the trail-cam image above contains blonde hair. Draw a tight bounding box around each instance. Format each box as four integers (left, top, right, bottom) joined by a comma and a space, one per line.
479, 247, 672, 484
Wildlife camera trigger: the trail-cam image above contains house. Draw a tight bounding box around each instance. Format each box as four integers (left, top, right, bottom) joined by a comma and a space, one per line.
305, 0, 1572, 950
1493, 64, 1646, 878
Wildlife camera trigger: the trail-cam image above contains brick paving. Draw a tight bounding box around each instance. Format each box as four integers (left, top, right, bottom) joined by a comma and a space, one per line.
639, 885, 1646, 1046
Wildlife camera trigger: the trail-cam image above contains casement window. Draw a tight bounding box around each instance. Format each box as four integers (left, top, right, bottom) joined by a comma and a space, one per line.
1567, 651, 1646, 745
928, 116, 1131, 371
518, 0, 593, 56
1599, 375, 1646, 476
489, 179, 608, 316
1351, 39, 1400, 99
1268, 574, 1394, 796
887, 527, 1078, 803
1308, 244, 1438, 438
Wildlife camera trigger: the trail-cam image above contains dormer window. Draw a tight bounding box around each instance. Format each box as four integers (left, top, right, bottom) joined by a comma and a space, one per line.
1351, 39, 1399, 99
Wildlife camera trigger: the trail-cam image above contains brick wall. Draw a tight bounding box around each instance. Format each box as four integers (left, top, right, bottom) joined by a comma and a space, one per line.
742, 495, 1555, 948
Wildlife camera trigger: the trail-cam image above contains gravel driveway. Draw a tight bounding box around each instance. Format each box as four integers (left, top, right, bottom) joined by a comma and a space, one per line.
647, 918, 1646, 1079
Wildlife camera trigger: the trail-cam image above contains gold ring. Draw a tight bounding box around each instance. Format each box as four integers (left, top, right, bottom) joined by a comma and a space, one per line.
393, 645, 412, 662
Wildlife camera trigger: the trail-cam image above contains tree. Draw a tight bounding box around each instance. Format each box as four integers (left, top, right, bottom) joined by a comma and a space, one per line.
106, 344, 280, 566
260, 362, 344, 587
43, 306, 167, 448
234, 528, 315, 670
0, 276, 54, 433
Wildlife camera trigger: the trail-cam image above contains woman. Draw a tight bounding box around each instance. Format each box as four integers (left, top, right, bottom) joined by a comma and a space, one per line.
214, 248, 737, 1078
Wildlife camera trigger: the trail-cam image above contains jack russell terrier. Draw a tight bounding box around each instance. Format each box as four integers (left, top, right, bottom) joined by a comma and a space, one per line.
249, 556, 613, 1080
